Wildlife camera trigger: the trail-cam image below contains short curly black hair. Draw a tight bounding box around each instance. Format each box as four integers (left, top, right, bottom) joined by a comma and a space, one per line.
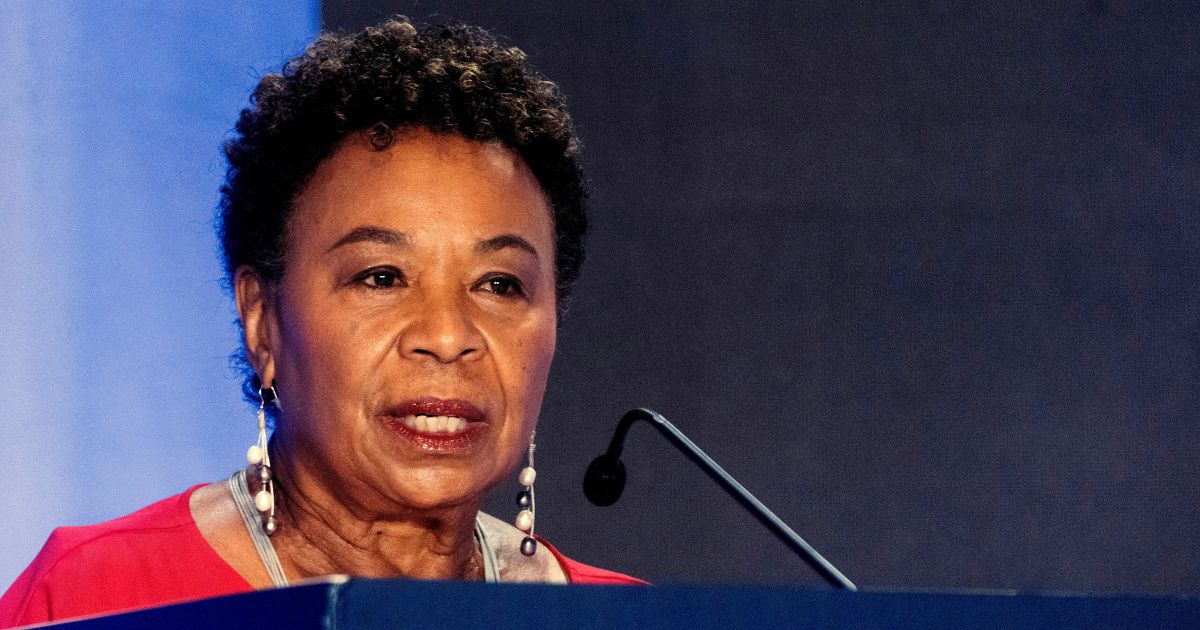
217, 17, 587, 404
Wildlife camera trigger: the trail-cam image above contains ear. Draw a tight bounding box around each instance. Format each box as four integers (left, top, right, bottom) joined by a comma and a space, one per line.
234, 265, 278, 389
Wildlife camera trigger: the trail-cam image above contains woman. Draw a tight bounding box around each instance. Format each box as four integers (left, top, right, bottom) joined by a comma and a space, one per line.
0, 17, 641, 627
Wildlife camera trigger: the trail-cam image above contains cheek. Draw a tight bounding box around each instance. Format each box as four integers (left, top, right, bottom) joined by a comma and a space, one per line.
276, 294, 376, 404
510, 321, 557, 406
279, 302, 332, 371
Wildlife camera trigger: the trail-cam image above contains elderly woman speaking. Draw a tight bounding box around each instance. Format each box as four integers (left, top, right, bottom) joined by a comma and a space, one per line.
0, 17, 641, 627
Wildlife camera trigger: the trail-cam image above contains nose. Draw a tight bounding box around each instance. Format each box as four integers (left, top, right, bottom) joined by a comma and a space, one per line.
398, 288, 484, 363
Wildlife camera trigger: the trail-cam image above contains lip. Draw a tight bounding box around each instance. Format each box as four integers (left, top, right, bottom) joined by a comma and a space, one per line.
382, 397, 488, 452
391, 397, 486, 421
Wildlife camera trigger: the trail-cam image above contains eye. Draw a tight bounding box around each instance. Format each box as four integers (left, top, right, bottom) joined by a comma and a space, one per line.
479, 275, 525, 297
355, 267, 405, 289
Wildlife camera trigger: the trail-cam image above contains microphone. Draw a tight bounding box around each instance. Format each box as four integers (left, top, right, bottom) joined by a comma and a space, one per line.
583, 408, 857, 590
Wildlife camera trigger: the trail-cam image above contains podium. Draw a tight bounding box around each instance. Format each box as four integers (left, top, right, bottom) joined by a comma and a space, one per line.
40, 578, 1200, 629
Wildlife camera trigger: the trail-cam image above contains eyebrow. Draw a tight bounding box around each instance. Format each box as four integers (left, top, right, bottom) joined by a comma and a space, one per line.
327, 225, 539, 259
476, 234, 540, 259
327, 226, 409, 253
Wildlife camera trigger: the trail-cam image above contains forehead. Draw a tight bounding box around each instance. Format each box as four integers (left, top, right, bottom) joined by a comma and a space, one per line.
288, 129, 553, 247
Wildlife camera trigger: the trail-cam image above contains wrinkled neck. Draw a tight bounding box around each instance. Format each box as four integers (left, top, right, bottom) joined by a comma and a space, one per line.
262, 432, 484, 581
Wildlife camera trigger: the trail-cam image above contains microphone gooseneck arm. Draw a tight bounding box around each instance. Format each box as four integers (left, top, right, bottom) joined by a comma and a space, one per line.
587, 408, 857, 591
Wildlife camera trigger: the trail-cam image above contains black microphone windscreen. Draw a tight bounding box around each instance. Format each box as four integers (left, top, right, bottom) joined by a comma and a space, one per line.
582, 454, 627, 506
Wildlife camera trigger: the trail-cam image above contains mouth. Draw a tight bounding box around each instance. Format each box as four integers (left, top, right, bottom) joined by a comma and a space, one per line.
383, 397, 488, 450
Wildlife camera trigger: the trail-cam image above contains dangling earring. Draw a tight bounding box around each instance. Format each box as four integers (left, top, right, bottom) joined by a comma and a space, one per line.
515, 436, 538, 556
246, 385, 280, 536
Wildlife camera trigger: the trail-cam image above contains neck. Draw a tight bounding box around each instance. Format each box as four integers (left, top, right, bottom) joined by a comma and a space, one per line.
263, 435, 484, 582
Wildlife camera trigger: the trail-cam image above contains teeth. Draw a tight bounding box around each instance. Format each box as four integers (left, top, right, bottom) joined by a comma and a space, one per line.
400, 414, 469, 434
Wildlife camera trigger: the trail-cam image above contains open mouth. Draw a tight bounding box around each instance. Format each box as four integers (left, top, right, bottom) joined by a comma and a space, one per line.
384, 397, 488, 448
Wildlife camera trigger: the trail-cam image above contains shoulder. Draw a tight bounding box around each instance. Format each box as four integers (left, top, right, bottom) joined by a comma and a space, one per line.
0, 485, 248, 627
25, 486, 201, 576
538, 538, 648, 586
5, 488, 197, 589
41, 486, 198, 551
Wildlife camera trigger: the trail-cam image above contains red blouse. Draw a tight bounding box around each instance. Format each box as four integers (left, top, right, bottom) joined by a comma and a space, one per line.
0, 486, 643, 627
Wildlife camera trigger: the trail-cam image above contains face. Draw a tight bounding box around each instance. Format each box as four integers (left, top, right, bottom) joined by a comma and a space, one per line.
240, 129, 558, 516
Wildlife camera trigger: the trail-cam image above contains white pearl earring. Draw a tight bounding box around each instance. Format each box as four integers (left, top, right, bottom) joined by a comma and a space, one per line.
515, 438, 538, 556
247, 385, 280, 535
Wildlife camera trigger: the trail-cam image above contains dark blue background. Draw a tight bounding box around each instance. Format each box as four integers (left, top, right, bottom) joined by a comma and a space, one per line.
323, 1, 1199, 594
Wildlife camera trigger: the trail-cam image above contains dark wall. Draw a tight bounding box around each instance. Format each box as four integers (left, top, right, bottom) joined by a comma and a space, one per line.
322, 1, 1200, 594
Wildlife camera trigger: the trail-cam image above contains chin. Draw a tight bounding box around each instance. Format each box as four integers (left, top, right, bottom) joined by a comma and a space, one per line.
380, 466, 498, 512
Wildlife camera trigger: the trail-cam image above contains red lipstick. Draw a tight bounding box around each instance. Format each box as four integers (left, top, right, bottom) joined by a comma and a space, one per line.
393, 397, 485, 421
383, 397, 487, 452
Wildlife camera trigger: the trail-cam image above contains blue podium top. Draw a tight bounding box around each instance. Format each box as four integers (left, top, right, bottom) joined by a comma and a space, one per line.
39, 577, 1200, 630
